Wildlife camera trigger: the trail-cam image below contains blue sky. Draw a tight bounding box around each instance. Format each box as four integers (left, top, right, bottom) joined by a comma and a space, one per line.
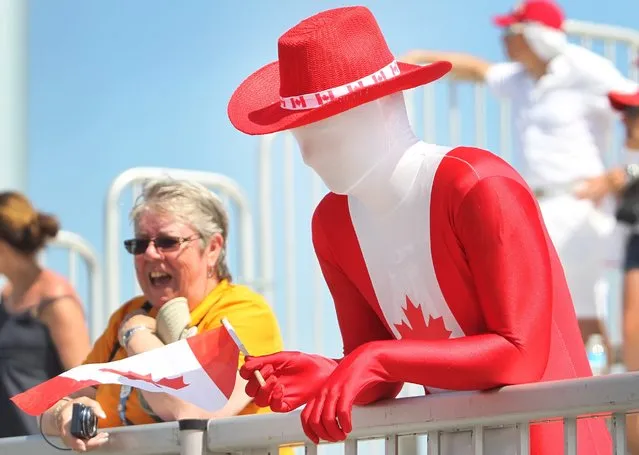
12, 0, 639, 352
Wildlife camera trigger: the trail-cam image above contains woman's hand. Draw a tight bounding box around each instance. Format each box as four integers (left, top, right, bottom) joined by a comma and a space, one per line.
53, 396, 109, 452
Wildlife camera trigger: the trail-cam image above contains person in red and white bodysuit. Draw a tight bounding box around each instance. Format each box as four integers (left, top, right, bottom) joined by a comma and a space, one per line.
402, 0, 638, 356
228, 6, 610, 454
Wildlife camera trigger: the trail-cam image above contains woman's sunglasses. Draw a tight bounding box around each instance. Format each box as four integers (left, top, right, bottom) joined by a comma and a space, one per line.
123, 235, 200, 255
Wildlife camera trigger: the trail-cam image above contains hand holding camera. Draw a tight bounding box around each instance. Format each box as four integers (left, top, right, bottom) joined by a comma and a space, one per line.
70, 403, 98, 440
52, 397, 108, 452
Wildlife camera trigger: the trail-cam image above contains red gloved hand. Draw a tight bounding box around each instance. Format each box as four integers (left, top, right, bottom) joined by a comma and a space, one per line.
239, 351, 337, 413
301, 342, 391, 444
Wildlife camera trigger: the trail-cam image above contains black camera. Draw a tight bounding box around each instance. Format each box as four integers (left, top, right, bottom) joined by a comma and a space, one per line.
70, 403, 98, 440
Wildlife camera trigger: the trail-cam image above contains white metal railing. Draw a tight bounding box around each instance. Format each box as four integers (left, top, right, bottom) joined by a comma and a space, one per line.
565, 19, 639, 80
103, 167, 256, 318
2, 372, 639, 455
206, 372, 639, 455
43, 230, 103, 341
0, 421, 182, 455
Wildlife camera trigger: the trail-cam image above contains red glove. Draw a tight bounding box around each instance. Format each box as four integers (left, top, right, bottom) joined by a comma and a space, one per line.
239, 351, 337, 412
300, 342, 399, 444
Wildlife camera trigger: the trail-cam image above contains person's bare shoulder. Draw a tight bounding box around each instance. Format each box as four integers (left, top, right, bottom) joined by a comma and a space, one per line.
40, 269, 80, 301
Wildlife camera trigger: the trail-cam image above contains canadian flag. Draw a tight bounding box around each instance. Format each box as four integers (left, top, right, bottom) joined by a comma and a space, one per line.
11, 324, 239, 416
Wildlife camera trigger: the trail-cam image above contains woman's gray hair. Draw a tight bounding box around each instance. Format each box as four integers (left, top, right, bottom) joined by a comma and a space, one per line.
129, 177, 232, 282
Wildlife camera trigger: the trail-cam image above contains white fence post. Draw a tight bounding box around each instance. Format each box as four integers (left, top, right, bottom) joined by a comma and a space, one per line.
47, 230, 103, 340
178, 419, 208, 455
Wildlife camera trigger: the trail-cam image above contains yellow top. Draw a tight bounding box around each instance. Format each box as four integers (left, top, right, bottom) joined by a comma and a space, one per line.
83, 280, 284, 428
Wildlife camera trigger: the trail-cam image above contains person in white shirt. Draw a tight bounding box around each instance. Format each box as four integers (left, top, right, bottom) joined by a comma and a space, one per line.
400, 0, 637, 355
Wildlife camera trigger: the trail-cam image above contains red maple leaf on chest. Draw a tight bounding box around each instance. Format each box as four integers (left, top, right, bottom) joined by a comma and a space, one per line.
100, 368, 188, 390
394, 296, 453, 340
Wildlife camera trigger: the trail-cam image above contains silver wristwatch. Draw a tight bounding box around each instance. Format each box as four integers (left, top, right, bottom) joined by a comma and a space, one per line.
119, 325, 151, 349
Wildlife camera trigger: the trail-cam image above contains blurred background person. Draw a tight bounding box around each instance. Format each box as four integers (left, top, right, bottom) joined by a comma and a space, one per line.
0, 191, 90, 438
602, 88, 639, 453
38, 178, 285, 453
400, 0, 637, 358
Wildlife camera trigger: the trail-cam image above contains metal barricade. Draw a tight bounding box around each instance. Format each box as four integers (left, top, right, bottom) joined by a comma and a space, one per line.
103, 167, 256, 317
205, 372, 639, 455
2, 372, 639, 455
0, 421, 182, 455
566, 19, 639, 82
42, 230, 103, 341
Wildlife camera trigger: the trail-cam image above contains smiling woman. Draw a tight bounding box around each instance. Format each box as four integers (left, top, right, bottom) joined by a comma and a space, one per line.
127, 179, 233, 310
37, 178, 286, 453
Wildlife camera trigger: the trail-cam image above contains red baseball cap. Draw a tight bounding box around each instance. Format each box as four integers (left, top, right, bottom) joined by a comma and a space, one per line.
609, 91, 639, 111
609, 56, 639, 110
493, 0, 564, 30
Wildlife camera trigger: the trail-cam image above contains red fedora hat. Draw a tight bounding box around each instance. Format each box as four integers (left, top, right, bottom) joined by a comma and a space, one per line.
228, 6, 452, 136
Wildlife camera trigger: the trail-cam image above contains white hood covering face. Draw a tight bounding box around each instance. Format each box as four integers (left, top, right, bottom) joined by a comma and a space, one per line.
292, 93, 419, 211
521, 21, 568, 62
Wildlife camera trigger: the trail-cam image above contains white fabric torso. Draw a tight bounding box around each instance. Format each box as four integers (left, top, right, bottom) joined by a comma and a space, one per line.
348, 142, 465, 341
348, 141, 517, 454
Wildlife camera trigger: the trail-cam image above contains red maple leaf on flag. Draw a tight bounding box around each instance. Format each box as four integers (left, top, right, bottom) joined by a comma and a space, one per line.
394, 296, 453, 340
99, 368, 188, 390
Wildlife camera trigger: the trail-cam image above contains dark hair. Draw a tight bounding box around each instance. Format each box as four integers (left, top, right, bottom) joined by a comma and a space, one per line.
625, 105, 639, 118
0, 192, 60, 254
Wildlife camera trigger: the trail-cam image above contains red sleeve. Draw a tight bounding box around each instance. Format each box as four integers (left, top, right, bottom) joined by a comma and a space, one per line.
312, 211, 404, 401
372, 175, 553, 389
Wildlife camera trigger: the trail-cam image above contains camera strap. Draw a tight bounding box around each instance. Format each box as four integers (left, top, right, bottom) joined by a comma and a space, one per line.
114, 301, 153, 426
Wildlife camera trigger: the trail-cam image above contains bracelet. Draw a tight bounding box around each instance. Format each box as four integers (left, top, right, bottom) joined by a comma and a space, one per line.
119, 325, 152, 349
39, 398, 72, 451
